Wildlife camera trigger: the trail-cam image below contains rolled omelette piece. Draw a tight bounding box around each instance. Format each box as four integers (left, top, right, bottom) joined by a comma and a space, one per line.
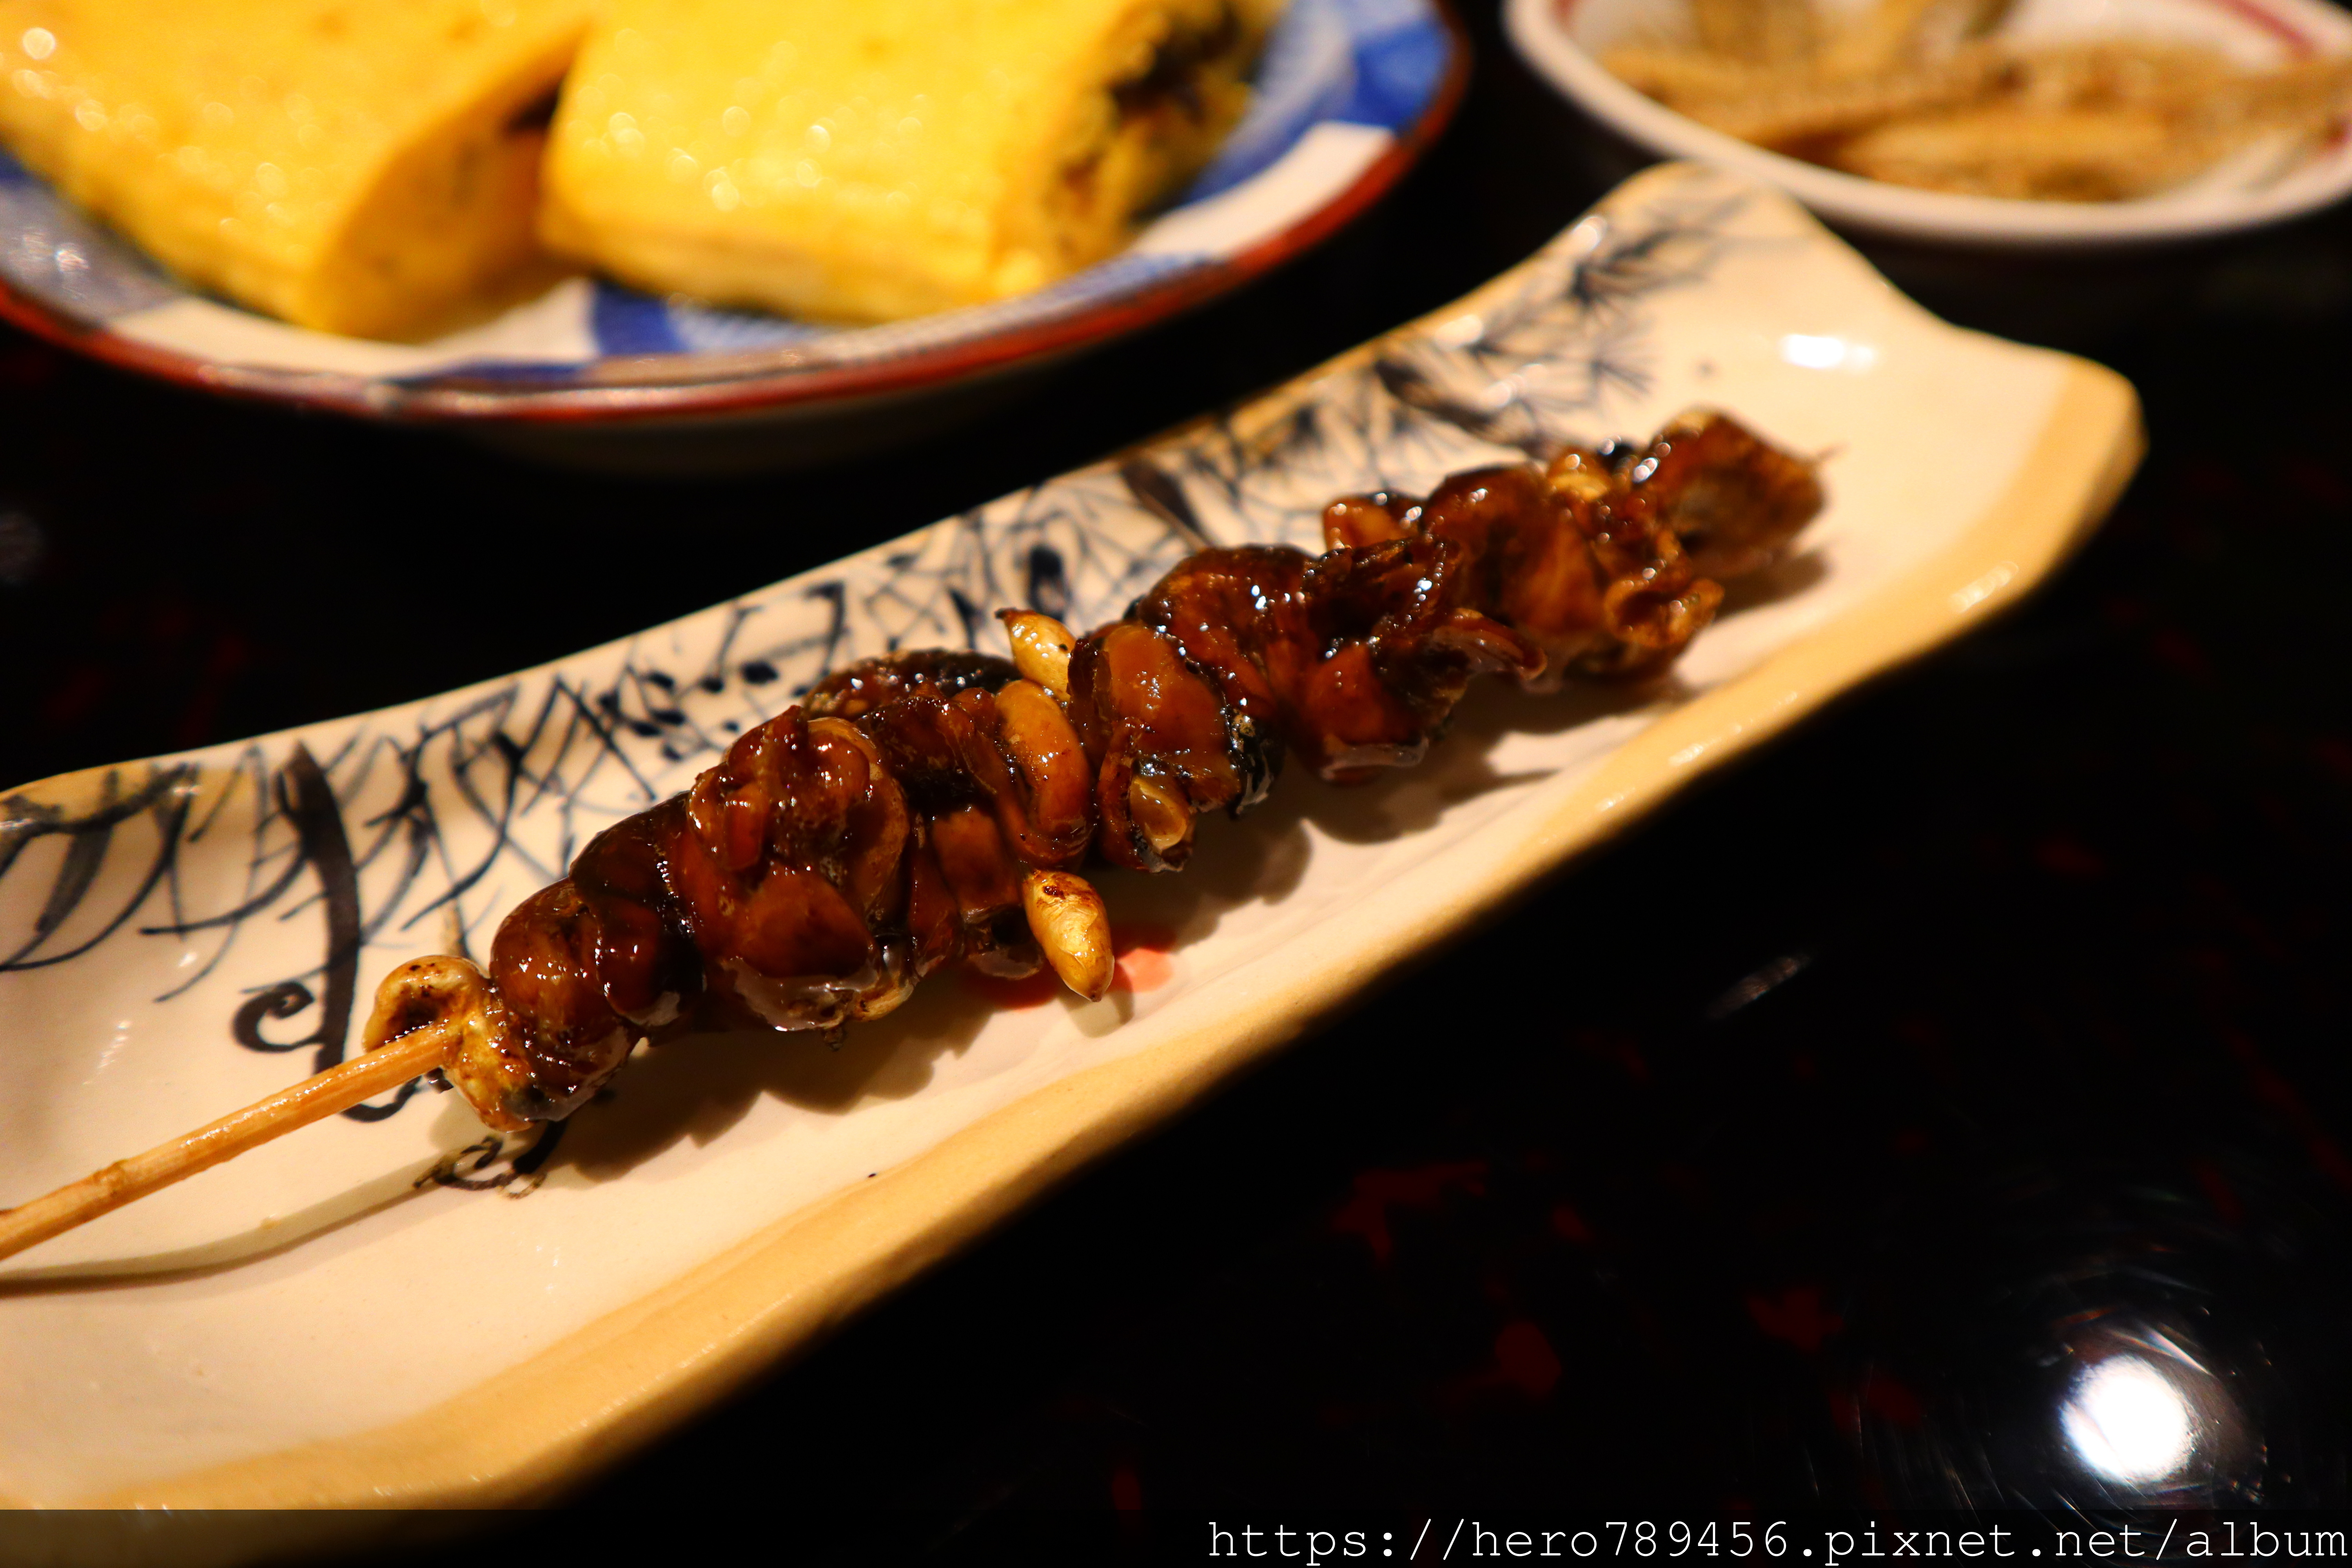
0, 0, 588, 339
541, 0, 1283, 323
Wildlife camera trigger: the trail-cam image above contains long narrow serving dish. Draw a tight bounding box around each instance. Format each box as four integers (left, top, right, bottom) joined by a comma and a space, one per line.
0, 162, 2140, 1518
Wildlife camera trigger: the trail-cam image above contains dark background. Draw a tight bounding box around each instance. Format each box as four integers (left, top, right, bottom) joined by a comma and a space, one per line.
5, 0, 2352, 1551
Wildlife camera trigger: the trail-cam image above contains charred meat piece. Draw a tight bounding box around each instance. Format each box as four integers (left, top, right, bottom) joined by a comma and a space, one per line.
366, 412, 1823, 1128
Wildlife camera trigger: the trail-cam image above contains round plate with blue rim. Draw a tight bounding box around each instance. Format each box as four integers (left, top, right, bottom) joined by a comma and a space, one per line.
0, 0, 1464, 426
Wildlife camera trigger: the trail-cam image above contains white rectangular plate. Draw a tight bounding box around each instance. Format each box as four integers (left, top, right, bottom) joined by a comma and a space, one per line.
0, 163, 2140, 1516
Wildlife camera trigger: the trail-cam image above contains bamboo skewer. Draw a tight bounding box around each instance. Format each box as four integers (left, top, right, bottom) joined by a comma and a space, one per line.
0, 1023, 459, 1266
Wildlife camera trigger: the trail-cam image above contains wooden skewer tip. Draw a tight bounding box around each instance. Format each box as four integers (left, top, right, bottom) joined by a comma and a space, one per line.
0, 1023, 459, 1267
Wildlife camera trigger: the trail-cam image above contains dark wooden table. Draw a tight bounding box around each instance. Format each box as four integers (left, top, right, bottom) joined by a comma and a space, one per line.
5, 0, 2352, 1553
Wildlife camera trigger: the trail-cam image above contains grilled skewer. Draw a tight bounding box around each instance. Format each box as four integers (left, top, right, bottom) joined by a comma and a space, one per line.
0, 411, 1820, 1264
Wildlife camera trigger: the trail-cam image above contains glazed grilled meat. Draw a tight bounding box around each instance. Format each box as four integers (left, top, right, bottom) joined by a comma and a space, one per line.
362, 411, 1823, 1131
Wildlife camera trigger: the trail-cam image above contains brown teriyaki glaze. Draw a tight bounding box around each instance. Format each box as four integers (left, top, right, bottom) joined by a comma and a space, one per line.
367, 410, 1824, 1131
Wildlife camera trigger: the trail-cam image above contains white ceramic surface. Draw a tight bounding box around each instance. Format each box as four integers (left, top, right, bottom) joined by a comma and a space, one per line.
1507, 0, 2352, 246
0, 162, 2140, 1515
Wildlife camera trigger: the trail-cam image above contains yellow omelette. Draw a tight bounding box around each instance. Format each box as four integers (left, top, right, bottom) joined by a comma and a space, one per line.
540, 0, 1278, 323
0, 0, 586, 338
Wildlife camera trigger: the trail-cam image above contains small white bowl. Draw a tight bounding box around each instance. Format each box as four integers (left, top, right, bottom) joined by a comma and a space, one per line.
1506, 0, 2352, 246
